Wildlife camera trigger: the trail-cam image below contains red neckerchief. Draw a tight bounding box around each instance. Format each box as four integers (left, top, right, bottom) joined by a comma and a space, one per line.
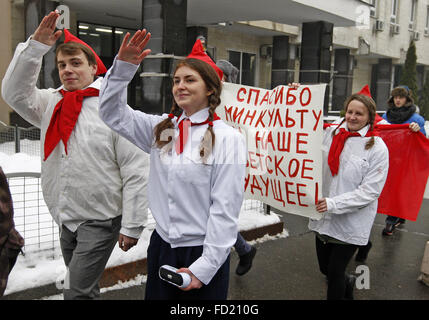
173, 112, 221, 155
327, 126, 376, 176
44, 88, 99, 161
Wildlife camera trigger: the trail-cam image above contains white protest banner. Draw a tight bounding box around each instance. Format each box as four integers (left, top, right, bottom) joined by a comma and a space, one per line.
218, 82, 327, 220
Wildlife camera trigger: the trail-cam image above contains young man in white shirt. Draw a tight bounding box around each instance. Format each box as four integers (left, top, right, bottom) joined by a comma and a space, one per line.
1, 11, 150, 299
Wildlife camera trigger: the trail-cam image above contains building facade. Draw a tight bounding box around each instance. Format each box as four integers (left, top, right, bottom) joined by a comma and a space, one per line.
1, 0, 429, 125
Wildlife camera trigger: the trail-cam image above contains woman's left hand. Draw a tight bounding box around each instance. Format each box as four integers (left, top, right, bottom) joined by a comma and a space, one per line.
316, 198, 328, 213
117, 29, 151, 65
409, 122, 420, 132
176, 268, 203, 291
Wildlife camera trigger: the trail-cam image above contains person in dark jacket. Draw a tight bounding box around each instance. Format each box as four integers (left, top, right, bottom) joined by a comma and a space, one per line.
0, 167, 24, 297
381, 85, 426, 236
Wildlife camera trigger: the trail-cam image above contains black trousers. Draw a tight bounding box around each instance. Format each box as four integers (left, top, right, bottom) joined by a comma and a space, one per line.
315, 235, 358, 300
145, 230, 230, 300
385, 215, 405, 225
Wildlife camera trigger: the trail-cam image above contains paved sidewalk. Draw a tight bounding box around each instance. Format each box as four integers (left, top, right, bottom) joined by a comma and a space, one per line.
100, 199, 429, 300
3, 200, 429, 300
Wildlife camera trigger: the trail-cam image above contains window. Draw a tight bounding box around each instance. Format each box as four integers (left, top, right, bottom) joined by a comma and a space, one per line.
228, 50, 256, 86
410, 0, 417, 29
391, 0, 399, 23
359, 0, 375, 5
369, 0, 377, 17
357, 1, 377, 19
78, 24, 113, 64
425, 6, 429, 30
78, 22, 141, 108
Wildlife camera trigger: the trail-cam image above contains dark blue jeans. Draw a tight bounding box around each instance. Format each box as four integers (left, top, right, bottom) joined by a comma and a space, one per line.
234, 232, 251, 256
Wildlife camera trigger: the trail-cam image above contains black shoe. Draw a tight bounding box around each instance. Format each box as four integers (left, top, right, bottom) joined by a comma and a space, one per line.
396, 219, 405, 227
345, 274, 356, 300
355, 241, 372, 263
236, 246, 257, 276
382, 224, 395, 236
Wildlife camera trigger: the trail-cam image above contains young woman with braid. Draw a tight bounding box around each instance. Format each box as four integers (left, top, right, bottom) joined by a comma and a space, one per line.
99, 31, 246, 300
306, 85, 389, 300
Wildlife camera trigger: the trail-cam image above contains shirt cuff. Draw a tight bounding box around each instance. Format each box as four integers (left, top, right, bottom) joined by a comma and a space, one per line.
112, 56, 140, 82
188, 256, 218, 285
28, 37, 53, 55
325, 197, 336, 213
120, 226, 143, 239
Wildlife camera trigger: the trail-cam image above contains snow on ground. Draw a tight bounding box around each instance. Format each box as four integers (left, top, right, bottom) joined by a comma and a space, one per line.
39, 231, 289, 301
4, 201, 283, 296
0, 140, 285, 296
0, 150, 41, 174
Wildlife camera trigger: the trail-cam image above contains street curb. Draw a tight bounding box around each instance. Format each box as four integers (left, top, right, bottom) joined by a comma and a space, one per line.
2, 221, 284, 299
100, 221, 284, 287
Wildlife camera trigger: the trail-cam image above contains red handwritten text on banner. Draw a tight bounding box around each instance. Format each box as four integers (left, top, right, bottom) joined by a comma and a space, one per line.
218, 83, 327, 219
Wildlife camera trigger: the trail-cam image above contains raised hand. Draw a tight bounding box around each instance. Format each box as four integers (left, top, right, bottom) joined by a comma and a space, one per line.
117, 29, 151, 65
33, 11, 62, 46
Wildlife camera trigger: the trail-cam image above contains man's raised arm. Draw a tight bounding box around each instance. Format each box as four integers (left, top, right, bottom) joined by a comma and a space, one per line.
1, 11, 62, 127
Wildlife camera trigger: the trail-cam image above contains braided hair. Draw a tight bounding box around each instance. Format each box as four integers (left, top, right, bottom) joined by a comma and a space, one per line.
153, 58, 222, 160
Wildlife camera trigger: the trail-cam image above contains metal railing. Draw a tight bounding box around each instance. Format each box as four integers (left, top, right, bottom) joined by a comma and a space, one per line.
5, 172, 268, 257
5, 172, 59, 257
241, 199, 266, 215
0, 122, 41, 157
1, 123, 271, 258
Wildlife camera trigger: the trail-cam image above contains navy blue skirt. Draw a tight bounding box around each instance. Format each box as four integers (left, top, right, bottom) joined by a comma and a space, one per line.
145, 230, 230, 300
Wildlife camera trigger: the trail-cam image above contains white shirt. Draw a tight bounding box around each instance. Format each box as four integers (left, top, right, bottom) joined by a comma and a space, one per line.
1, 38, 150, 238
308, 121, 389, 245
99, 57, 247, 284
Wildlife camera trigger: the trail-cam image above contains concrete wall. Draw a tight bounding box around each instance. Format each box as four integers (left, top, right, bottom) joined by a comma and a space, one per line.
334, 0, 429, 65
208, 27, 273, 89
0, 0, 28, 126
0, 0, 13, 125
329, 0, 429, 102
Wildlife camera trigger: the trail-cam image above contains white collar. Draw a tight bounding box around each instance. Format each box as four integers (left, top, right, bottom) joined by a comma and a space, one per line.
177, 107, 210, 123
54, 76, 102, 92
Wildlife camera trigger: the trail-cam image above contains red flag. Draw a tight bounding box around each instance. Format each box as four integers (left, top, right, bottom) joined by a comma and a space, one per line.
374, 124, 429, 221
